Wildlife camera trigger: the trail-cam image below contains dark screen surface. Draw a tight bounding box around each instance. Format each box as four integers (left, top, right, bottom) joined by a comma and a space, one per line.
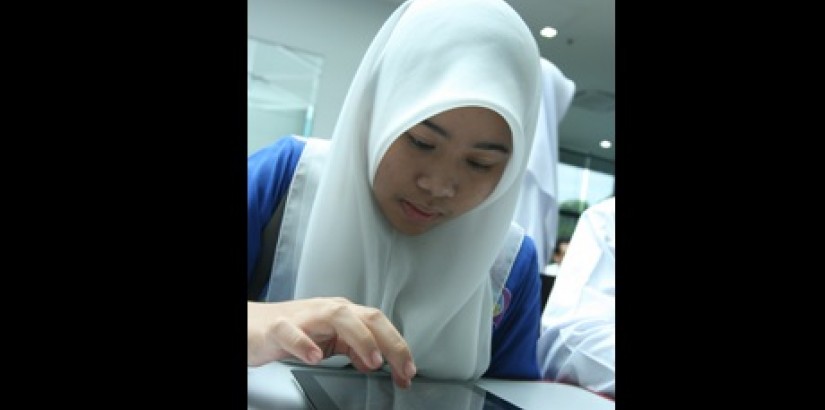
292, 368, 522, 409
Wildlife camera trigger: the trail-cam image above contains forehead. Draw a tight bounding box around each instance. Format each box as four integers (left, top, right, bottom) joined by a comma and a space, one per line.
425, 107, 512, 144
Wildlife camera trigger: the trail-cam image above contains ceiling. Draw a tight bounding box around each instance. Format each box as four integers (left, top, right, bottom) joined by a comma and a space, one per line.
378, 0, 615, 163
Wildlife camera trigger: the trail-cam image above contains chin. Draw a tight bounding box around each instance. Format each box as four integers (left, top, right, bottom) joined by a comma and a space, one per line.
397, 225, 428, 236
393, 220, 433, 236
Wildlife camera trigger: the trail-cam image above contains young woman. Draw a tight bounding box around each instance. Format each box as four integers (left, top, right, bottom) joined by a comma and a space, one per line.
247, 0, 542, 388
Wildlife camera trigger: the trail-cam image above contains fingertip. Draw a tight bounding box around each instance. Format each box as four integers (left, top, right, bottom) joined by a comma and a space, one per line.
391, 372, 412, 389
371, 350, 384, 369
307, 349, 323, 364
404, 360, 417, 379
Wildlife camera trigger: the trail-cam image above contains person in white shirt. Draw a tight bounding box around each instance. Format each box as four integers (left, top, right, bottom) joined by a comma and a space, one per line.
538, 196, 615, 398
539, 236, 569, 311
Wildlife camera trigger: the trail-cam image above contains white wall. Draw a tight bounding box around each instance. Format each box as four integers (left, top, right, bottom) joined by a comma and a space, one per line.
248, 0, 397, 140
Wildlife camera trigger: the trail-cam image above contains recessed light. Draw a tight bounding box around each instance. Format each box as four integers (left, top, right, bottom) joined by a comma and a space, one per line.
540, 26, 557, 38
600, 140, 612, 149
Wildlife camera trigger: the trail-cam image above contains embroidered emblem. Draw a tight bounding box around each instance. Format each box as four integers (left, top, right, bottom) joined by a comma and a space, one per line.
492, 287, 512, 328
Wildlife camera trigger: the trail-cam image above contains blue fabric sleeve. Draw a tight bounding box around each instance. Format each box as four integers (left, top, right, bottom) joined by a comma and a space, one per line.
484, 235, 542, 380
247, 135, 306, 283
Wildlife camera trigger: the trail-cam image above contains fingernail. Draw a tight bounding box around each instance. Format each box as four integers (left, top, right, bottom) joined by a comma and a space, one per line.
371, 350, 383, 368
405, 361, 417, 378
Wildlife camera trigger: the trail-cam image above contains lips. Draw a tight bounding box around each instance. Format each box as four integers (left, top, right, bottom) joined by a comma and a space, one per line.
401, 200, 439, 222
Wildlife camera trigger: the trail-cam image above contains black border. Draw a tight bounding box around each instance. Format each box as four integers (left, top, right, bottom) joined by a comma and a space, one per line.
26, 2, 250, 407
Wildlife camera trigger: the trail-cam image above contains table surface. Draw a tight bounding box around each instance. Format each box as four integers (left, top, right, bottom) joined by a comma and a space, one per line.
248, 359, 614, 410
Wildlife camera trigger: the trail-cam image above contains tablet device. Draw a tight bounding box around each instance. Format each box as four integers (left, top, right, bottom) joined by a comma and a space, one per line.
292, 367, 522, 409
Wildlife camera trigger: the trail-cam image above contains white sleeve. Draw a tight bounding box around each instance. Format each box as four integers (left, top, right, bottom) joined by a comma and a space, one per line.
538, 198, 615, 397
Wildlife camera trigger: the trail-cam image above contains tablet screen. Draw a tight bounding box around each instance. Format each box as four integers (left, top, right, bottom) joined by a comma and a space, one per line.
292, 368, 521, 409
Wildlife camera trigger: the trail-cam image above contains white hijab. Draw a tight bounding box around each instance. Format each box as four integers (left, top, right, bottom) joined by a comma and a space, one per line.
514, 58, 575, 267
293, 0, 541, 380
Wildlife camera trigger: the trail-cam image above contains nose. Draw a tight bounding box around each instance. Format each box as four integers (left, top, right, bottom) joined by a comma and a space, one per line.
417, 172, 456, 198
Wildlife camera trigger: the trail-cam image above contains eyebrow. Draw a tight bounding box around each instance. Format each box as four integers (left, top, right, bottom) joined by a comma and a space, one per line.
421, 119, 511, 154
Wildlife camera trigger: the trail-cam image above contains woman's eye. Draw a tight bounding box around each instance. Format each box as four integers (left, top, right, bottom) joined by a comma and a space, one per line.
407, 133, 434, 150
467, 160, 493, 171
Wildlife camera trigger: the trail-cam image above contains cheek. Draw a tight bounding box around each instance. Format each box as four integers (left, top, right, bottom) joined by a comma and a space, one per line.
373, 150, 406, 198
372, 163, 391, 201
459, 175, 502, 210
481, 167, 507, 196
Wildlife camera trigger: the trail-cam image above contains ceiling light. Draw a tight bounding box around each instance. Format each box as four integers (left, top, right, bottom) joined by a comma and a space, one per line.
600, 140, 612, 149
540, 27, 557, 38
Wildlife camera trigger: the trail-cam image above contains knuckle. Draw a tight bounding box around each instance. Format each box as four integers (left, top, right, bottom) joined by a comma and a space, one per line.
362, 307, 385, 323
269, 318, 290, 336
267, 319, 298, 344
389, 339, 409, 354
329, 301, 352, 318
269, 319, 307, 348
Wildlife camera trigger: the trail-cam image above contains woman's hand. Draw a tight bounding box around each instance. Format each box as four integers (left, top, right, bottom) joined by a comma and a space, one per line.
248, 297, 417, 388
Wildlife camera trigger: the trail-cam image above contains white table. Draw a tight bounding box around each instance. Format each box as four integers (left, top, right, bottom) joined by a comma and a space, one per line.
248, 360, 614, 410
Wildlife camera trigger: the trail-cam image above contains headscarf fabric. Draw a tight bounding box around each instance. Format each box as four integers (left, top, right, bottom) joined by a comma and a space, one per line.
514, 58, 575, 267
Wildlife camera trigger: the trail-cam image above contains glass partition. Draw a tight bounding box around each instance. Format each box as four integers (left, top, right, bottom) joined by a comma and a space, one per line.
248, 37, 323, 156
556, 150, 614, 240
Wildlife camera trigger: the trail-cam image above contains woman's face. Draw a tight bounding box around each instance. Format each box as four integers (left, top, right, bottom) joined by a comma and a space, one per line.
373, 107, 513, 235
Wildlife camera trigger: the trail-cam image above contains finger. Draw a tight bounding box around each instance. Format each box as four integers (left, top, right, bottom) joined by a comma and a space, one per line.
268, 320, 324, 364
354, 306, 417, 386
324, 304, 385, 370
347, 347, 408, 388
391, 369, 412, 389
349, 351, 408, 388
349, 352, 374, 373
